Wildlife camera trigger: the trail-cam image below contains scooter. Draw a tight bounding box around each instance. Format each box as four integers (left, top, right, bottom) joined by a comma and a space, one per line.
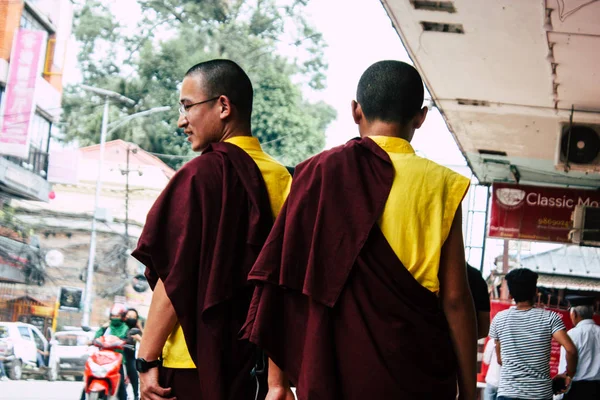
83, 335, 133, 400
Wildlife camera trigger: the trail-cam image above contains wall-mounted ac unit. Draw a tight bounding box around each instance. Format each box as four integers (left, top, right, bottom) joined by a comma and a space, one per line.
571, 205, 600, 246
555, 123, 600, 173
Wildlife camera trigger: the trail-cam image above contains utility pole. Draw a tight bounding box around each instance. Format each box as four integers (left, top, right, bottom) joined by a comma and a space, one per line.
78, 96, 169, 326
121, 143, 140, 246
125, 145, 131, 244
500, 239, 510, 300
80, 85, 135, 327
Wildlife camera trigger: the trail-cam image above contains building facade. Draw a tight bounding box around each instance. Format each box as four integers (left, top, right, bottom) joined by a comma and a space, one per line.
8, 140, 175, 327
0, 0, 73, 287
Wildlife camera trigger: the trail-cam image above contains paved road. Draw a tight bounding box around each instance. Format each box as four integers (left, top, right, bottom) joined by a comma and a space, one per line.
0, 379, 298, 399
1, 380, 84, 400
0, 379, 140, 400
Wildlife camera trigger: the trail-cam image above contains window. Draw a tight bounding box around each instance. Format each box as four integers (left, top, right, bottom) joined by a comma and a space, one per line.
5, 112, 52, 177
18, 327, 33, 340
19, 7, 53, 77
56, 334, 78, 346
56, 333, 90, 346
30, 112, 51, 153
32, 330, 45, 350
0, 326, 8, 339
20, 9, 46, 31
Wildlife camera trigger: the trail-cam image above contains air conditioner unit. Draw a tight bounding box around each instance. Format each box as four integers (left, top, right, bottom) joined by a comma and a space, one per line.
571, 205, 600, 246
555, 122, 600, 173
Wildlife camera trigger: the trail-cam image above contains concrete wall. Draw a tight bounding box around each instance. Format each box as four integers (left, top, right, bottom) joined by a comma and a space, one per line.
0, 0, 25, 62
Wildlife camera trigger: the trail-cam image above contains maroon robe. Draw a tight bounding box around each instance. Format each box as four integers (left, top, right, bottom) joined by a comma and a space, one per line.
132, 142, 272, 400
241, 137, 458, 399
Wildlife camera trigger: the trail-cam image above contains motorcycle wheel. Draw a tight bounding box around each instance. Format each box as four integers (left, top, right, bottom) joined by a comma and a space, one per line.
87, 392, 105, 400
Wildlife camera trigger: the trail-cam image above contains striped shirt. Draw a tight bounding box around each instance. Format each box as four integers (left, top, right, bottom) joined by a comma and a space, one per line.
489, 307, 565, 399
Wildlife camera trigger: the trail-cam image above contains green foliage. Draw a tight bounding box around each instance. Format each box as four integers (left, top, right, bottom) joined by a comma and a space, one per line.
61, 0, 335, 168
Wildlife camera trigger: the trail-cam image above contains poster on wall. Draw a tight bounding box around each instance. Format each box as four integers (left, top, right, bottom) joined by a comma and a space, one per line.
59, 287, 83, 311
489, 183, 600, 243
0, 29, 47, 158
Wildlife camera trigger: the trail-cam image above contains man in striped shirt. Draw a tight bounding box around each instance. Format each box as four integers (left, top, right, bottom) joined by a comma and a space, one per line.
489, 268, 578, 400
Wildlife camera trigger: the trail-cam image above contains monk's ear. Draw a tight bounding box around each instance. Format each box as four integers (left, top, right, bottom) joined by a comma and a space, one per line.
413, 107, 428, 129
351, 100, 362, 125
219, 95, 232, 120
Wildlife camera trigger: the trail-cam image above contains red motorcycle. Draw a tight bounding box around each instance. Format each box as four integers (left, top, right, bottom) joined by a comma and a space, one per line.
83, 335, 133, 400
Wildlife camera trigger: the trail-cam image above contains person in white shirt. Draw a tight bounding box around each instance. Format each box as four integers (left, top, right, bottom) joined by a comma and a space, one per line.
483, 339, 500, 400
559, 295, 600, 399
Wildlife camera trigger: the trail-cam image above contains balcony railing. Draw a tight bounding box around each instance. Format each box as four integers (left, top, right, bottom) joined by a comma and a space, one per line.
4, 148, 49, 179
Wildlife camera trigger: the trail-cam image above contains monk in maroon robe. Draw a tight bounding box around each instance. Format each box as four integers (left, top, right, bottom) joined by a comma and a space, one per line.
241, 61, 477, 399
132, 60, 277, 400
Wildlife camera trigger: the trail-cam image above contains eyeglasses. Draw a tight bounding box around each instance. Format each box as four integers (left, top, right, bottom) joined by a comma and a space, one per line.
178, 96, 221, 117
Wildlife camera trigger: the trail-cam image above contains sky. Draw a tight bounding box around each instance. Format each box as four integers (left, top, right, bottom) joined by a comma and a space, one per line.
304, 0, 468, 168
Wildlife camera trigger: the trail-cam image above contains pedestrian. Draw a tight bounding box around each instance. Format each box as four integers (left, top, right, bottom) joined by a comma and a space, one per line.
241, 60, 477, 399
483, 338, 500, 400
124, 308, 143, 400
558, 295, 600, 399
131, 59, 292, 400
489, 268, 578, 400
0, 359, 7, 381
467, 263, 491, 339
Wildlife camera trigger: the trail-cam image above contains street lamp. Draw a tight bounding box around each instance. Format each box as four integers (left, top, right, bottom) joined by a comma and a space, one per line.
106, 106, 171, 136
79, 84, 170, 326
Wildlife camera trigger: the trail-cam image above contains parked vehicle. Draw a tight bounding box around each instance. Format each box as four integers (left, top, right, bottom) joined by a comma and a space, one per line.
0, 321, 59, 381
53, 329, 95, 381
83, 334, 132, 400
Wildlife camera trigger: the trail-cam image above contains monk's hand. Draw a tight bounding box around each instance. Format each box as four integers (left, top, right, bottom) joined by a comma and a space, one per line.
140, 368, 175, 400
265, 385, 295, 400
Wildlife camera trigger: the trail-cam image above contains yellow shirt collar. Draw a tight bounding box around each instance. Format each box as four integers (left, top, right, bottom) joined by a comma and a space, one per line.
369, 136, 415, 154
224, 136, 263, 152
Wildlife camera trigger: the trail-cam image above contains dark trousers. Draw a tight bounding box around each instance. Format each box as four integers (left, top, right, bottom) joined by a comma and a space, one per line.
125, 354, 139, 400
158, 366, 202, 400
36, 352, 46, 368
563, 380, 600, 400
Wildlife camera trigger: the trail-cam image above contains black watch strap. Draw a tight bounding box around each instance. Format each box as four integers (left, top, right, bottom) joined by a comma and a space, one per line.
135, 358, 162, 373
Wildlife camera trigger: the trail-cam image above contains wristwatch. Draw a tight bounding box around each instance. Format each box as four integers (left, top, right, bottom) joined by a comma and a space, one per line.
135, 358, 162, 373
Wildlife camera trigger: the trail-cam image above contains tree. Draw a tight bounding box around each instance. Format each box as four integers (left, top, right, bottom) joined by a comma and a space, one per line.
61, 0, 336, 168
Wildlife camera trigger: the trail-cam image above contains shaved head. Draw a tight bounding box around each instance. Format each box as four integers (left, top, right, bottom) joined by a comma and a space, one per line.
357, 60, 424, 125
186, 59, 253, 121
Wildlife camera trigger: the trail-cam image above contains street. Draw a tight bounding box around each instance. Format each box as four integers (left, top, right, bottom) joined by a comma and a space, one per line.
0, 379, 139, 400
0, 380, 294, 400
1, 380, 84, 400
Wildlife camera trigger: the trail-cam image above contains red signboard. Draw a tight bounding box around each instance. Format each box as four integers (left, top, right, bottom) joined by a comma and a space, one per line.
489, 183, 600, 243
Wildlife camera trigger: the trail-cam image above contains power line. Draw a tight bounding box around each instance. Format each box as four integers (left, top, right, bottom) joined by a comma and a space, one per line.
557, 0, 600, 22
